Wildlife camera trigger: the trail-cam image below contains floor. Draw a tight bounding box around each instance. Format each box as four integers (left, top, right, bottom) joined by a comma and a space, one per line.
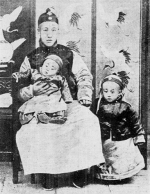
0, 140, 150, 194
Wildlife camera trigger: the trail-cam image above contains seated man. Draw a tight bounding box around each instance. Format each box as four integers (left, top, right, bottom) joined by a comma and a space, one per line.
16, 8, 105, 190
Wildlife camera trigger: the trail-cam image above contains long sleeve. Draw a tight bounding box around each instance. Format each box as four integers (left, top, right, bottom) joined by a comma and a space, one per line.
71, 51, 93, 102
17, 56, 34, 102
126, 106, 145, 137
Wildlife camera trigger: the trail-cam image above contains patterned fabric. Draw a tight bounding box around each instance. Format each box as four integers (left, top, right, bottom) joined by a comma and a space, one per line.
102, 138, 145, 175
18, 43, 93, 101
26, 43, 77, 99
19, 111, 67, 125
18, 71, 73, 125
31, 70, 73, 102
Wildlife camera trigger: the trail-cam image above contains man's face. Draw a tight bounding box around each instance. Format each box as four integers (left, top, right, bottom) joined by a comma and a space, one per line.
102, 81, 121, 102
41, 59, 59, 76
38, 21, 59, 47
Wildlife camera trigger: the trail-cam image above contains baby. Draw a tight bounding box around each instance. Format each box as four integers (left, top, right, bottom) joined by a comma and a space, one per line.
95, 72, 145, 178
13, 54, 73, 125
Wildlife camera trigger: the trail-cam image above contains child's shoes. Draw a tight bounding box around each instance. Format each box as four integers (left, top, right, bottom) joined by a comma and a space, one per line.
98, 163, 111, 174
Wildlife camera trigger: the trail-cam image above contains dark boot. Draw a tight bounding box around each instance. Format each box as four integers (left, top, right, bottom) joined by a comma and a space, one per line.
42, 174, 55, 190
72, 170, 88, 188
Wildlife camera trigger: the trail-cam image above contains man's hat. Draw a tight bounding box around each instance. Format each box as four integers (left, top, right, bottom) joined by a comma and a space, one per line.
38, 8, 58, 26
44, 55, 63, 69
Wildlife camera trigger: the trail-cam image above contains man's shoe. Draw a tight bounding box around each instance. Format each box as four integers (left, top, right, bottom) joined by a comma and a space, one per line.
72, 181, 85, 189
72, 170, 87, 188
42, 174, 55, 191
43, 187, 54, 191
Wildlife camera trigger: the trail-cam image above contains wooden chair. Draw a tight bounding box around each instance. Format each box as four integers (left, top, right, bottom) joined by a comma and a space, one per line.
12, 78, 35, 184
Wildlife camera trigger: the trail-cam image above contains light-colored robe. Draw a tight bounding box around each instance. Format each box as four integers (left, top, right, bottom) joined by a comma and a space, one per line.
16, 51, 105, 175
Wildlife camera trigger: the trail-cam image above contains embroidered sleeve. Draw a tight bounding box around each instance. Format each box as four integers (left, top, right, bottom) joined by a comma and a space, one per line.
18, 85, 34, 102
17, 57, 34, 102
71, 51, 93, 101
20, 56, 31, 72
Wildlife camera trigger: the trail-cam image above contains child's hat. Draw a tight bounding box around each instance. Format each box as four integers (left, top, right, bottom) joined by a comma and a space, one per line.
44, 55, 63, 69
38, 8, 58, 26
101, 71, 130, 90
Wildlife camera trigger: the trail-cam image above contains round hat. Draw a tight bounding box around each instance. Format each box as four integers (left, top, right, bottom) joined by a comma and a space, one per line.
101, 74, 124, 90
44, 55, 63, 69
38, 8, 58, 26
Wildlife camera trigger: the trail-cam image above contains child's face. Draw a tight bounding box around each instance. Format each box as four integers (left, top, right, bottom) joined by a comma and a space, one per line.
102, 81, 121, 102
38, 21, 59, 47
41, 59, 59, 76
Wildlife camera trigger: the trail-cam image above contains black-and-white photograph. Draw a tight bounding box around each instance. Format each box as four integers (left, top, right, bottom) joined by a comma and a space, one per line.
0, 0, 149, 193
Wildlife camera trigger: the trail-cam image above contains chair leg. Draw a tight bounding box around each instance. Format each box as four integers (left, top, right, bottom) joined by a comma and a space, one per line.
13, 170, 19, 184
12, 153, 20, 184
12, 141, 22, 184
31, 174, 36, 184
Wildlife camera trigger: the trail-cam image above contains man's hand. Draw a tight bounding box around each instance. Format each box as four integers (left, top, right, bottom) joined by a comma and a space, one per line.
133, 135, 145, 146
79, 99, 91, 107
135, 142, 145, 146
33, 81, 50, 96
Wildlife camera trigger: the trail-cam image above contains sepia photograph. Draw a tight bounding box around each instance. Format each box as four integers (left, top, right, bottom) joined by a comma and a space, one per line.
0, 0, 149, 193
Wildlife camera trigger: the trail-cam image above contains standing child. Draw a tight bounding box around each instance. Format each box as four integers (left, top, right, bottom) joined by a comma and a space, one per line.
96, 72, 145, 180
13, 54, 73, 125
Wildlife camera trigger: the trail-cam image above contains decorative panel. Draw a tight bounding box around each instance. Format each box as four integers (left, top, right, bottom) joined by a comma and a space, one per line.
96, 0, 141, 112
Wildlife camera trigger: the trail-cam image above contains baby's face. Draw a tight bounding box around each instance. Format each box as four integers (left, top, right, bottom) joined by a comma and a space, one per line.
41, 59, 59, 76
102, 81, 121, 102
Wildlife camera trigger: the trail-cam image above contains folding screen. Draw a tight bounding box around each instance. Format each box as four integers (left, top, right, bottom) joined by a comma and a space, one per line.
96, 0, 141, 112
0, 0, 148, 165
